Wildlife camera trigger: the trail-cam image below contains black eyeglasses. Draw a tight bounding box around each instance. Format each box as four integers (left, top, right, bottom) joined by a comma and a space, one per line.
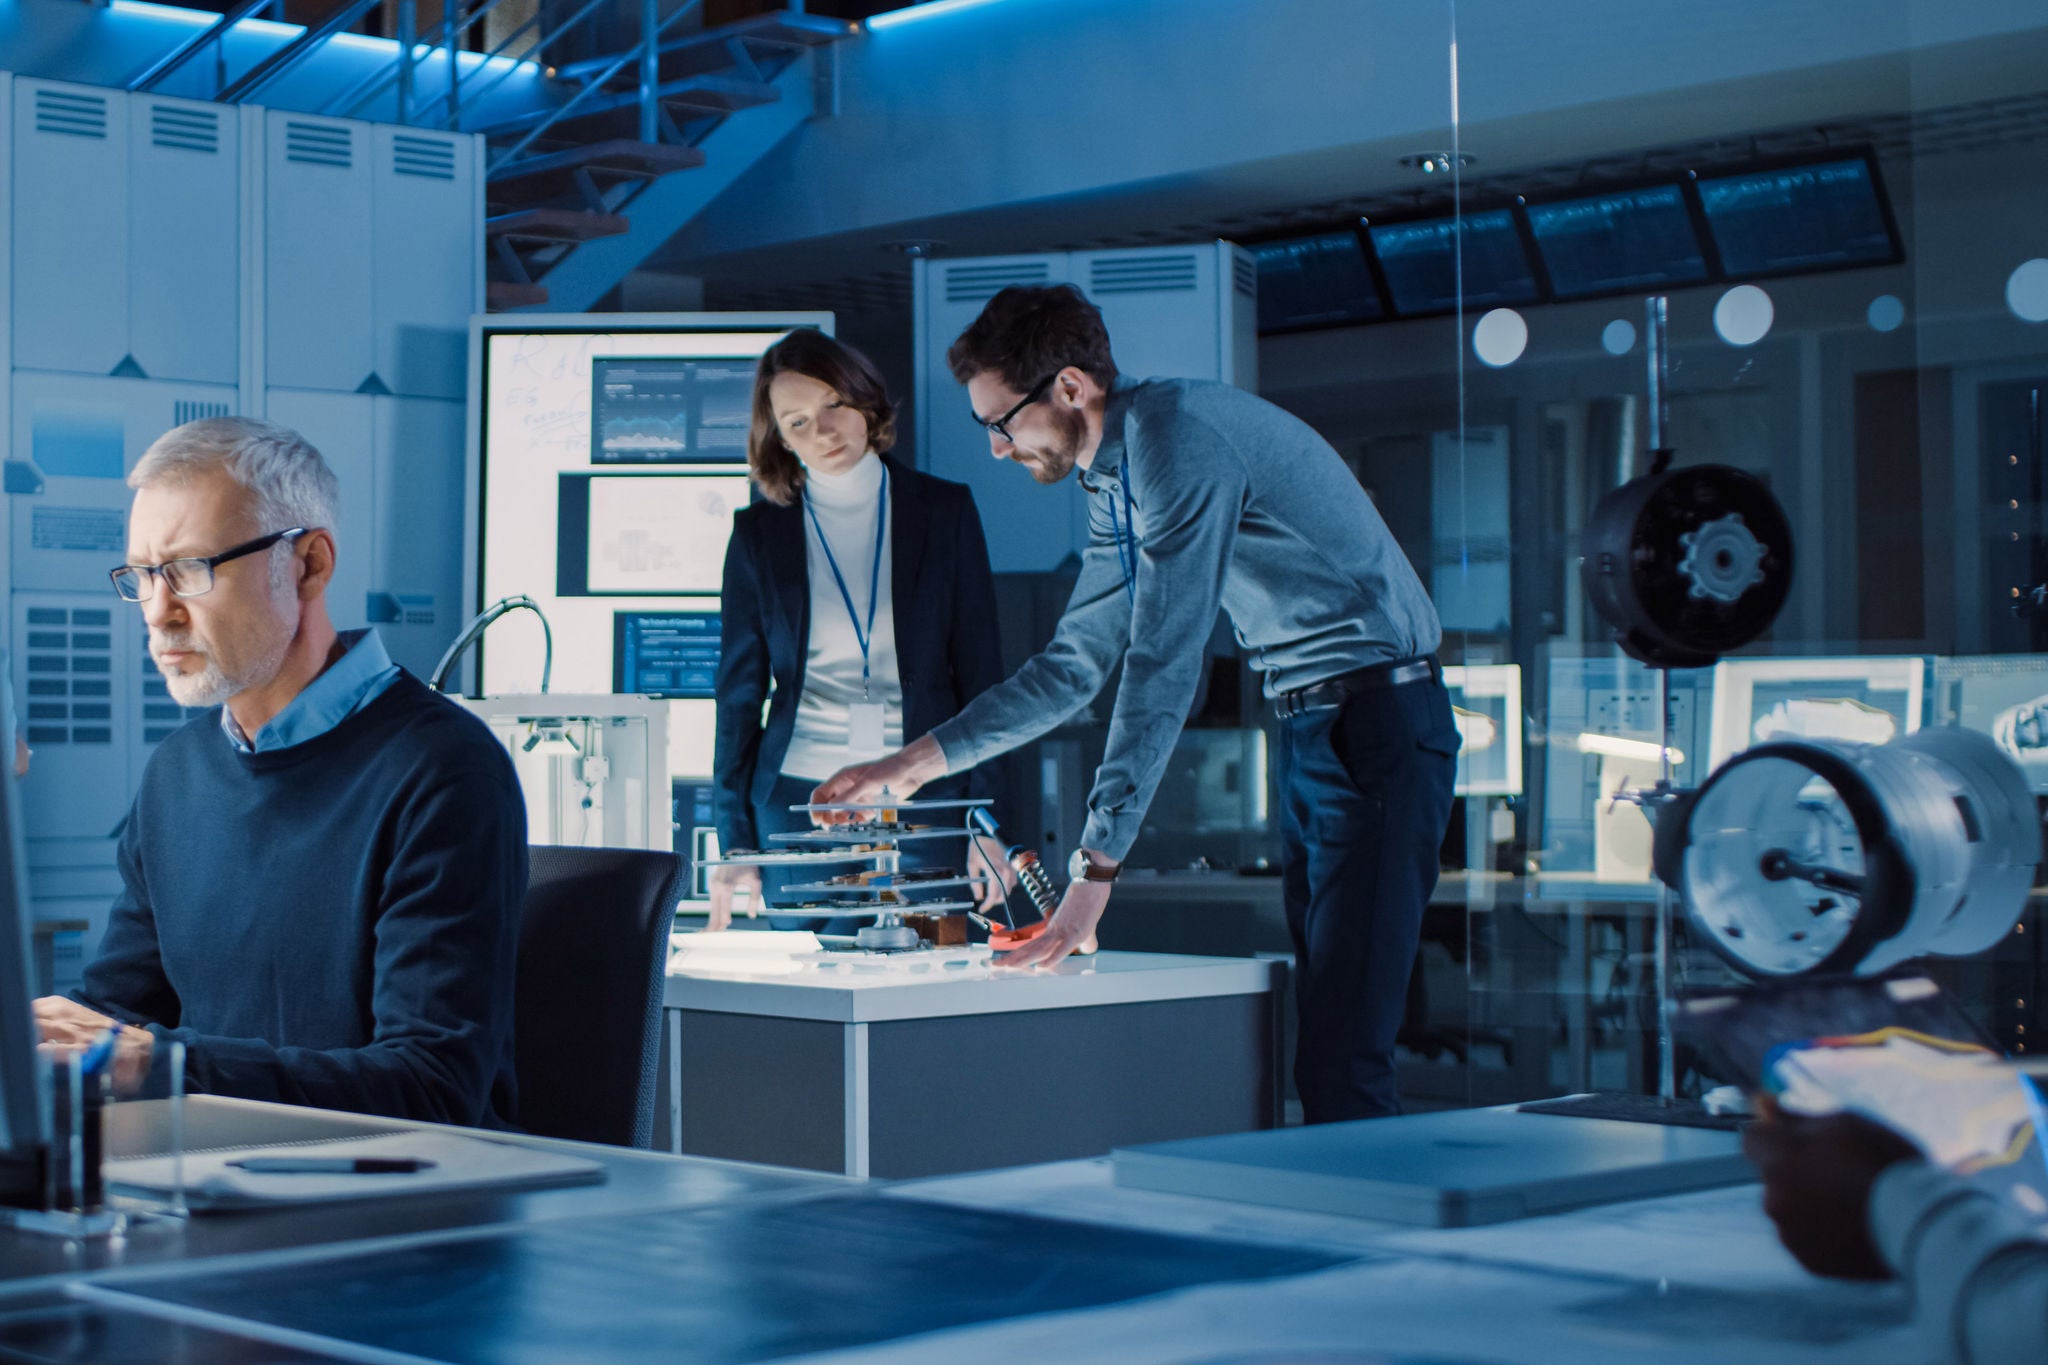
971, 372, 1059, 443
110, 528, 308, 603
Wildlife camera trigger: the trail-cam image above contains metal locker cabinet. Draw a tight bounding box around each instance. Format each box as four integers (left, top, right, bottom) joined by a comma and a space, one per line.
128, 95, 239, 386
370, 126, 478, 401
371, 393, 465, 678
913, 254, 1078, 574
264, 114, 375, 393
11, 80, 129, 378
262, 388, 376, 635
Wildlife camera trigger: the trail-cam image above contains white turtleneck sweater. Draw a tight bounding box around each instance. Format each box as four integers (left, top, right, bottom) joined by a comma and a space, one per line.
780, 452, 906, 781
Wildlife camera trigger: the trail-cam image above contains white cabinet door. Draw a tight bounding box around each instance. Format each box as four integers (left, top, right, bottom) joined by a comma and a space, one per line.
371, 127, 477, 400
265, 115, 375, 393
129, 97, 239, 385
11, 81, 128, 377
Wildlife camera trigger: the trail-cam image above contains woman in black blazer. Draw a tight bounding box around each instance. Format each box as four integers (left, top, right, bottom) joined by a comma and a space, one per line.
709, 330, 1007, 929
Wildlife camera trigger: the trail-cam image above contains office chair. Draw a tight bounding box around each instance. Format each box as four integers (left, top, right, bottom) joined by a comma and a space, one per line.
515, 845, 682, 1148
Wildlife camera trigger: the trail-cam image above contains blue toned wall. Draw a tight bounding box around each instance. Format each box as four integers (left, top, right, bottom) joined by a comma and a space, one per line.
668, 0, 2048, 264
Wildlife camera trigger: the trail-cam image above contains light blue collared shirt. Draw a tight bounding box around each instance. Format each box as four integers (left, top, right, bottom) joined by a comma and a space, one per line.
221, 628, 403, 754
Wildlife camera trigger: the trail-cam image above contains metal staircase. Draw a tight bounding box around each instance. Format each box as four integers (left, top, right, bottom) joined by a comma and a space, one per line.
122, 1, 857, 311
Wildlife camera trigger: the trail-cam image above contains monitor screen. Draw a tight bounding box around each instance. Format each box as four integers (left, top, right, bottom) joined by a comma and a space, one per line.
614, 611, 722, 699
1695, 156, 1899, 278
1524, 184, 1712, 299
591, 357, 755, 465
0, 762, 45, 1173
1251, 231, 1385, 333
553, 473, 751, 598
1366, 210, 1543, 316
475, 318, 826, 780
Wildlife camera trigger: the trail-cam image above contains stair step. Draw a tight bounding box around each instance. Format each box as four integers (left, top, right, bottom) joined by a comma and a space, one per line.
486, 207, 631, 242
487, 280, 550, 310
655, 74, 780, 113
718, 11, 860, 49
478, 72, 779, 140
489, 139, 707, 204
553, 11, 855, 84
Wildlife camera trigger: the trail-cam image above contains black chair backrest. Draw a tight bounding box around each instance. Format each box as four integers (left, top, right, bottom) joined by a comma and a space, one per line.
515, 845, 681, 1148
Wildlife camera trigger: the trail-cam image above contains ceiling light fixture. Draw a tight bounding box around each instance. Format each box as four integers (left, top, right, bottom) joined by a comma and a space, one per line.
1399, 152, 1475, 175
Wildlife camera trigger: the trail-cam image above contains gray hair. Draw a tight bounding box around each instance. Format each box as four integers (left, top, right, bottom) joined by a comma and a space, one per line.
129, 417, 340, 538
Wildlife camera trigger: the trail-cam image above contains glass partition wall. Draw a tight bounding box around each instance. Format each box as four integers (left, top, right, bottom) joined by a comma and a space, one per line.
1259, 1, 2048, 1111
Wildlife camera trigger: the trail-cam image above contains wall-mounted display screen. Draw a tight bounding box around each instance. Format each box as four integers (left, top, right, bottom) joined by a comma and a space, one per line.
1695, 156, 1900, 278
554, 473, 751, 597
1524, 184, 1712, 299
591, 357, 754, 464
615, 612, 722, 699
1365, 209, 1542, 316
1250, 231, 1385, 333
474, 316, 830, 780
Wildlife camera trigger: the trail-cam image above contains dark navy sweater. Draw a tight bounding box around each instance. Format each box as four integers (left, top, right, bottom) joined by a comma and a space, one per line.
74, 673, 526, 1128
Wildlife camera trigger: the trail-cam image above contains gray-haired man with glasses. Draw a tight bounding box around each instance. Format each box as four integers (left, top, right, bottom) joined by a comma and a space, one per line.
32, 417, 528, 1128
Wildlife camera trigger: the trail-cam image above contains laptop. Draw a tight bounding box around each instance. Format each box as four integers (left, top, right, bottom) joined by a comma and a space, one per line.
1113, 1107, 1752, 1228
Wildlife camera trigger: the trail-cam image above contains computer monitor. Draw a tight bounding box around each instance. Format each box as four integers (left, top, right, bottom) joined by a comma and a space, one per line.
1364, 209, 1544, 317
0, 761, 49, 1198
1694, 152, 1902, 280
1249, 229, 1386, 333
1523, 182, 1713, 301
613, 612, 721, 699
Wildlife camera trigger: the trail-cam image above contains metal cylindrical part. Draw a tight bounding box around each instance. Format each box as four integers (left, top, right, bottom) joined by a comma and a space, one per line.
1680, 726, 2039, 977
1010, 851, 1058, 918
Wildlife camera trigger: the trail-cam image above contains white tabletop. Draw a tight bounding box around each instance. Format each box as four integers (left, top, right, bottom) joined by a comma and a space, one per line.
664, 948, 1281, 1023
823, 1156, 1930, 1365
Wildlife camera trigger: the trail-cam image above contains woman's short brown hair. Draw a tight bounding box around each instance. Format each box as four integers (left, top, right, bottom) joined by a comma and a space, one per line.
747, 329, 897, 505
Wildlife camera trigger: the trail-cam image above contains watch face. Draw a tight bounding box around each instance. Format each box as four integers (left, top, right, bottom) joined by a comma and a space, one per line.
1068, 848, 1087, 880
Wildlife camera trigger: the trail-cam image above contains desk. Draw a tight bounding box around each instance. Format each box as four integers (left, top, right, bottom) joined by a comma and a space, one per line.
0, 1096, 836, 1294
0, 1102, 1943, 1364
661, 950, 1283, 1178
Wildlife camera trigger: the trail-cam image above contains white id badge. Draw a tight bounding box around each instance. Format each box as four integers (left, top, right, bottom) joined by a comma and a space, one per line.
849, 701, 886, 753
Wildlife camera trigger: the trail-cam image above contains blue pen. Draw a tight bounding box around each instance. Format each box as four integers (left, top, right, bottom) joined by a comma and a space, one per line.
78, 1024, 121, 1077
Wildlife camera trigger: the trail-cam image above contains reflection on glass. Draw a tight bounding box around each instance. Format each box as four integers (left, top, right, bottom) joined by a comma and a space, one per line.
2007, 258, 2048, 323
1471, 308, 1529, 368
1712, 284, 1776, 346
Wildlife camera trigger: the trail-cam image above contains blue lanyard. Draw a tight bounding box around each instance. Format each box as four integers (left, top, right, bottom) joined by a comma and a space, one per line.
1106, 474, 1137, 607
803, 463, 889, 698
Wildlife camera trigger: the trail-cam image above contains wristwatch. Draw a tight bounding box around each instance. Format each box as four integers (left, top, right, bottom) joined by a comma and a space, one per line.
1068, 847, 1122, 884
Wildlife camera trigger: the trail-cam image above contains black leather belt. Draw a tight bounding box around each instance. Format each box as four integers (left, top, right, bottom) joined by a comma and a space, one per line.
1275, 656, 1439, 718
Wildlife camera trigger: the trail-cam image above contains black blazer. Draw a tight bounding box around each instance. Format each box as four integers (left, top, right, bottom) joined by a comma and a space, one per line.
713, 454, 1007, 850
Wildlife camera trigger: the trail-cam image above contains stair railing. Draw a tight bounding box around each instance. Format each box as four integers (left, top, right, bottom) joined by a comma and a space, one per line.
489, 0, 706, 172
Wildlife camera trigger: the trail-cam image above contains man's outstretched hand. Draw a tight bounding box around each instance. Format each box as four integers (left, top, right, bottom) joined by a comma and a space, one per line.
810, 734, 949, 824
996, 878, 1111, 970
1742, 1096, 1921, 1281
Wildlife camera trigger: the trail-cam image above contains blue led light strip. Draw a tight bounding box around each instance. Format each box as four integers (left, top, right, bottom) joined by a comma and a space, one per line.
867, 0, 1016, 32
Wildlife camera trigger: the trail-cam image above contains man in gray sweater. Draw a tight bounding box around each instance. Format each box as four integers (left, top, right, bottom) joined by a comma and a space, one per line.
1745, 1101, 2047, 1362
816, 284, 1457, 1123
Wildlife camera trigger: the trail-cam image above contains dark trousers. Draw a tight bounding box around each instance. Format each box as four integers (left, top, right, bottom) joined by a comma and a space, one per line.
1277, 674, 1458, 1124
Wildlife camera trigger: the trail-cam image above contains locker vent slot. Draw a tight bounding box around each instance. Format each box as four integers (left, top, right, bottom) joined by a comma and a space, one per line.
151, 105, 220, 154
33, 89, 107, 139
393, 135, 457, 181
285, 121, 353, 169
1088, 253, 1200, 296
22, 608, 115, 746
943, 262, 1052, 305
1233, 252, 1257, 299
173, 401, 231, 426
